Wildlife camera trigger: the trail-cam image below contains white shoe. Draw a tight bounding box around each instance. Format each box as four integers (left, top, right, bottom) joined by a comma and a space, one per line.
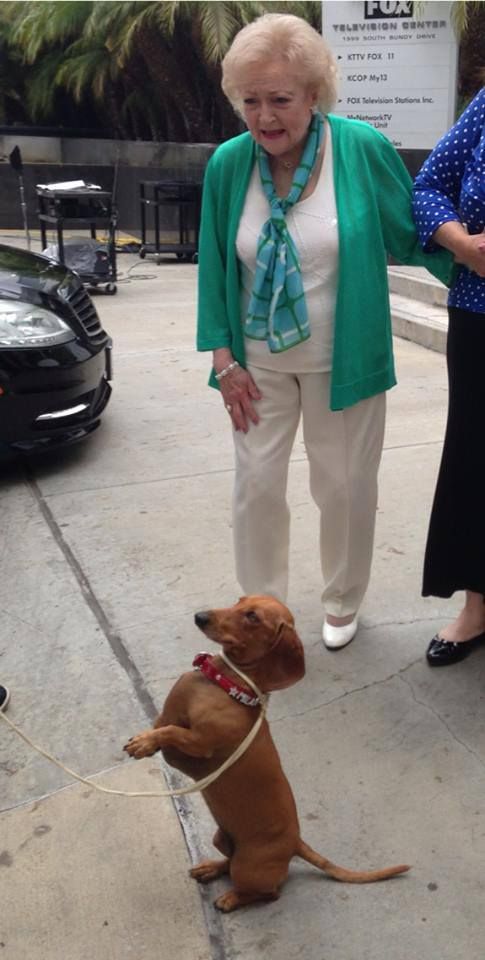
322, 617, 358, 650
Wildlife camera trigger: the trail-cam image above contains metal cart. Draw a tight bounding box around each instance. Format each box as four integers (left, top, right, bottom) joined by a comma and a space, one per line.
37, 186, 118, 294
139, 180, 201, 263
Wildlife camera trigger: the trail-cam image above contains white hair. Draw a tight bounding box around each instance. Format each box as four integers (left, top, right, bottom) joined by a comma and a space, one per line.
222, 13, 338, 114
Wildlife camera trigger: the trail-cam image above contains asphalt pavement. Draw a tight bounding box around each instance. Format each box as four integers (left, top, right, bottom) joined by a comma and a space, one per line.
1, 242, 484, 960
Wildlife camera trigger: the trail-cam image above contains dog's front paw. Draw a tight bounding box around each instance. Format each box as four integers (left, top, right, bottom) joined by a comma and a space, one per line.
190, 859, 229, 884
123, 730, 159, 759
214, 890, 242, 912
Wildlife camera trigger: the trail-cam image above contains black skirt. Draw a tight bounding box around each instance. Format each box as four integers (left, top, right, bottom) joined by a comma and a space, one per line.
422, 306, 485, 598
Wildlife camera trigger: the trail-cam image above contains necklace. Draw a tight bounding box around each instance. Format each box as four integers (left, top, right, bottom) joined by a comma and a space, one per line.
277, 146, 321, 173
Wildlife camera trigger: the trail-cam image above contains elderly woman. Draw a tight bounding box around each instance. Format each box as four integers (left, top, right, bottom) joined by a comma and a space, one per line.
197, 14, 451, 649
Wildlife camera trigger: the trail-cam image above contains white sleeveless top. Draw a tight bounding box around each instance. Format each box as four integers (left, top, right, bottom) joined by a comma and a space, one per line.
236, 127, 339, 373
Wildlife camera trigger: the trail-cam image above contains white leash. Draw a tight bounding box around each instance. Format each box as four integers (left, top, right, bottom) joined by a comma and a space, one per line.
0, 654, 267, 799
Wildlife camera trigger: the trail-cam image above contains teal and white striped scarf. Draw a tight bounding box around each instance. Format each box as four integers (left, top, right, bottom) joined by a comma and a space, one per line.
245, 111, 325, 353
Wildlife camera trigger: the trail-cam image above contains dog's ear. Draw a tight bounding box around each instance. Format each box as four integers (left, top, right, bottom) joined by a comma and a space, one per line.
259, 620, 305, 691
280, 621, 305, 683
277, 620, 305, 658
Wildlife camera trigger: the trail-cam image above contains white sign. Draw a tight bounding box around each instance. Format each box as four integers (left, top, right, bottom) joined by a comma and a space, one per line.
322, 1, 458, 149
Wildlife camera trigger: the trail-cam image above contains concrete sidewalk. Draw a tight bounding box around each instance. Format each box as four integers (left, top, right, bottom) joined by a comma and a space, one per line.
1, 244, 484, 960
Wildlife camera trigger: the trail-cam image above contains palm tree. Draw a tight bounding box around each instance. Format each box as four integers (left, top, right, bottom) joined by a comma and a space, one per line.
452, 1, 485, 105
0, 0, 324, 141
0, 11, 25, 124
82, 0, 267, 140
3, 0, 110, 129
415, 1, 485, 110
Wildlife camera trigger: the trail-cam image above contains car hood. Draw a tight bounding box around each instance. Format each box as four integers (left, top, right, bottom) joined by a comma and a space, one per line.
0, 243, 75, 301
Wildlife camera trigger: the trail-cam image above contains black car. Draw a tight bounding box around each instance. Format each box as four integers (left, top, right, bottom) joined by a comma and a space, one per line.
0, 243, 112, 458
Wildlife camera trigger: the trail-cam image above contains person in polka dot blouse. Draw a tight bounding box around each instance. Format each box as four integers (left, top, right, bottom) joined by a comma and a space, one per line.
412, 87, 485, 667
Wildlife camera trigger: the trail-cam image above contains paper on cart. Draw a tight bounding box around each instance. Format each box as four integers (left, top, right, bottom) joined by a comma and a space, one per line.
36, 180, 102, 191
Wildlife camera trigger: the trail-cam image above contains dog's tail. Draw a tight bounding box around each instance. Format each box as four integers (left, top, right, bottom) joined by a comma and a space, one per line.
296, 839, 410, 883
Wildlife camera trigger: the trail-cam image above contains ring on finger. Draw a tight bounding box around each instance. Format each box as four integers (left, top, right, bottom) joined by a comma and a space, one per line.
225, 403, 232, 413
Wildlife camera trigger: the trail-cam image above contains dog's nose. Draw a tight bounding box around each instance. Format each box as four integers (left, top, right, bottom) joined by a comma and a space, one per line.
195, 611, 211, 629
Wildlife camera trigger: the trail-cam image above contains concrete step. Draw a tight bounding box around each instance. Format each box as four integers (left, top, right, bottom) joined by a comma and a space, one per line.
388, 265, 448, 306
388, 266, 448, 354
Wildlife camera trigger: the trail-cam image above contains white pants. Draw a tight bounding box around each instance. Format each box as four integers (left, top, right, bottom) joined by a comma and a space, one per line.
232, 367, 386, 617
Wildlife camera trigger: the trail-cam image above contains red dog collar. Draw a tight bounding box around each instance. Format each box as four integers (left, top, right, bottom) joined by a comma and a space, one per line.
193, 652, 261, 707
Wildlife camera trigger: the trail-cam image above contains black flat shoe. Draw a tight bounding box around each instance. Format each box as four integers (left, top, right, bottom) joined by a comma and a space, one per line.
426, 632, 485, 666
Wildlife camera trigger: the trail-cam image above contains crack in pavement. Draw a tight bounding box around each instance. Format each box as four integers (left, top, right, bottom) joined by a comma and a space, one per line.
273, 664, 485, 772
398, 672, 485, 770
32, 437, 443, 501
0, 759, 141, 815
0, 606, 41, 632
357, 615, 455, 627
305, 615, 454, 644
22, 464, 228, 960
35, 462, 237, 498
271, 656, 425, 723
24, 465, 158, 723
304, 617, 452, 655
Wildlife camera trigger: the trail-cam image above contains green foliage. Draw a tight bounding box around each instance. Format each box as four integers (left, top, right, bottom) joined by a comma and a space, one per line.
11, 1, 94, 62
55, 42, 113, 102
449, 0, 485, 36
1, 0, 478, 141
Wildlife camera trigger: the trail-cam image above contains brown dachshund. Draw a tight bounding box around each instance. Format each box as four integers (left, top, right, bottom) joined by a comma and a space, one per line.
123, 595, 409, 912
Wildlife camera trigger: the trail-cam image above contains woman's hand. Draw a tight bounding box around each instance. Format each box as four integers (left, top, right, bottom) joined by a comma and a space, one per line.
434, 222, 485, 277
220, 365, 262, 432
213, 349, 262, 433
456, 231, 485, 277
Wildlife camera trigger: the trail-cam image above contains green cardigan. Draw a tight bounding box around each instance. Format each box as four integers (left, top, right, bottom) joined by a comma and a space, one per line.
197, 115, 453, 410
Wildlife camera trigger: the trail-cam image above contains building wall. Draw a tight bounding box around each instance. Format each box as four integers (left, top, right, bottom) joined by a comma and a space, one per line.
0, 133, 427, 235
0, 136, 216, 234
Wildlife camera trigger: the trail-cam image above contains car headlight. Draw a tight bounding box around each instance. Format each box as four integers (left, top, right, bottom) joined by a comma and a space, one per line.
0, 299, 75, 348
